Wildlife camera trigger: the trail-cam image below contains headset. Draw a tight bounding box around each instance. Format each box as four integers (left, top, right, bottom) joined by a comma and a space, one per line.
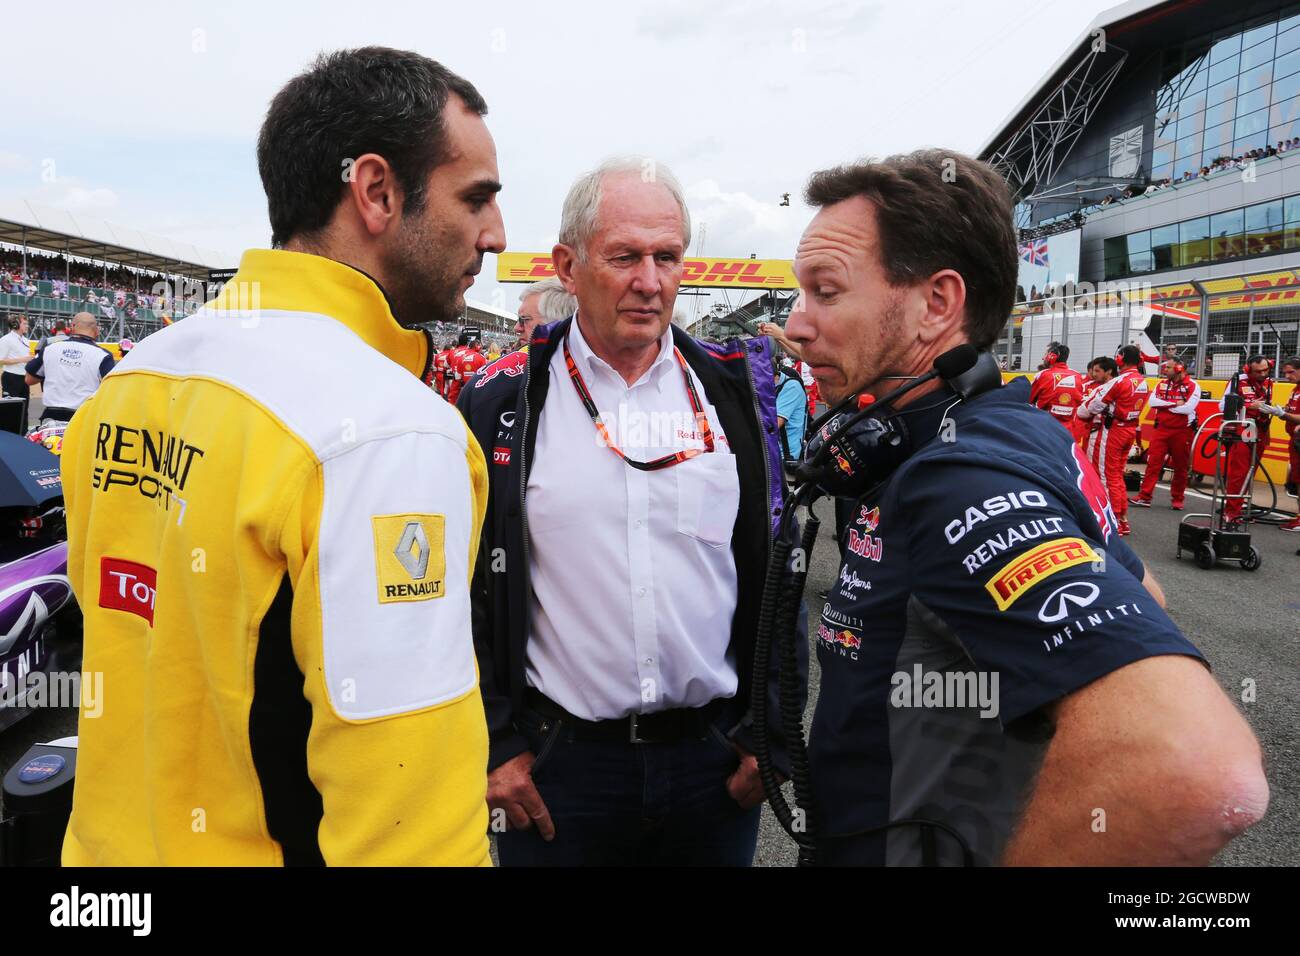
1042, 341, 1064, 368
750, 344, 1003, 866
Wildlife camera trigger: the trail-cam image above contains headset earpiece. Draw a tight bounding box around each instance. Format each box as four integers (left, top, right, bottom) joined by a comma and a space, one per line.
794, 348, 999, 501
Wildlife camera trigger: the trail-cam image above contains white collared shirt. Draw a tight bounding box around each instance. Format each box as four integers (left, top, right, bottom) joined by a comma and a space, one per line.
0, 330, 30, 373
524, 316, 741, 720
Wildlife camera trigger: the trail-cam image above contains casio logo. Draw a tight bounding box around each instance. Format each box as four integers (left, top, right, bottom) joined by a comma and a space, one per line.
944, 490, 1049, 544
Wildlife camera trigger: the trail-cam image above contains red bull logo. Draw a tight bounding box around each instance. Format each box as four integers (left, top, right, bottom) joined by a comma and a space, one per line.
817, 622, 861, 650
846, 528, 884, 562
474, 350, 527, 389
856, 505, 880, 532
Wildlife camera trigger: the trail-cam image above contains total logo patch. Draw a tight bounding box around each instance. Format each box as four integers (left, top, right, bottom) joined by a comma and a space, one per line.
99, 557, 157, 626
372, 514, 446, 604
983, 537, 1100, 611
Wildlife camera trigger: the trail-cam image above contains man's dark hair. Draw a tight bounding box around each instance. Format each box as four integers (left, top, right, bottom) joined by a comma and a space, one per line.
803, 149, 1018, 350
1116, 344, 1141, 367
258, 47, 487, 248
1245, 353, 1269, 367
1282, 355, 1300, 370
1090, 356, 1118, 376
1047, 341, 1069, 362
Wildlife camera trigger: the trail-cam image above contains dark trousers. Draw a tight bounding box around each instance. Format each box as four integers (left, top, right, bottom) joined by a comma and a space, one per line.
1, 372, 28, 432
496, 704, 761, 866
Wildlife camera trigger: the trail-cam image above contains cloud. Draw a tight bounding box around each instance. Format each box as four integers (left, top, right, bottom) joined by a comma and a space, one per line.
685, 178, 804, 259
52, 185, 121, 212
637, 0, 882, 47
0, 151, 30, 173
668, 136, 727, 166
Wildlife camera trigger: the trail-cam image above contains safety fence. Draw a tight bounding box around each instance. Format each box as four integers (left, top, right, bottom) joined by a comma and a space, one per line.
997, 275, 1300, 377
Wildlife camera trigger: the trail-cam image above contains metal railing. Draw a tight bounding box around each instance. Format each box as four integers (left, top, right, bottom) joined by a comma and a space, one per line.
996, 283, 1299, 377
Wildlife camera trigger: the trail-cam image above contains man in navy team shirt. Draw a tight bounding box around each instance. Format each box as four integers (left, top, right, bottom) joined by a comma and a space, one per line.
783, 149, 1269, 866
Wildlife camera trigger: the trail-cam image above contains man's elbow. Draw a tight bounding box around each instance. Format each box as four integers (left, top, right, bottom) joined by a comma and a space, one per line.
1162, 731, 1270, 852
1201, 747, 1270, 840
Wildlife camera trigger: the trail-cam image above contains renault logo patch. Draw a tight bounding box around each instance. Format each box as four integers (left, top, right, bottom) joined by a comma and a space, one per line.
372, 514, 446, 604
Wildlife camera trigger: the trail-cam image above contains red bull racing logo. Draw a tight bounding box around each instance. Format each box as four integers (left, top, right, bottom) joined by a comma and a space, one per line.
846, 528, 884, 562
816, 622, 862, 650
856, 505, 880, 532
474, 350, 527, 389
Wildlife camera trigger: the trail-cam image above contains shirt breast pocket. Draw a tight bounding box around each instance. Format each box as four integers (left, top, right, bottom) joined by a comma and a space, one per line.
676, 452, 740, 547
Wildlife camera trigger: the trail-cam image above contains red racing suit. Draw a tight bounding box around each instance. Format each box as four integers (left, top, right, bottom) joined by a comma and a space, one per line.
1080, 373, 1139, 519
1219, 372, 1274, 521
1138, 375, 1199, 505
1029, 361, 1085, 428
433, 348, 454, 397
443, 345, 467, 399
795, 361, 819, 418
1118, 365, 1150, 430
447, 346, 486, 406
1072, 379, 1101, 445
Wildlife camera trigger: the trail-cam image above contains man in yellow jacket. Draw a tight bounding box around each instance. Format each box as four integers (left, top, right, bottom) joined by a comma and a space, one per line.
59, 47, 506, 865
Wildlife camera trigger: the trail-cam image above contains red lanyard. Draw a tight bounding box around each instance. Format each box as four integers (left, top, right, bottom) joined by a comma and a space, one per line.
563, 332, 715, 471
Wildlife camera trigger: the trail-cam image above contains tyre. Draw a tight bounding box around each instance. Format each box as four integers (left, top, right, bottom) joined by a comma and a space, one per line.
1241, 547, 1261, 572
1196, 543, 1216, 570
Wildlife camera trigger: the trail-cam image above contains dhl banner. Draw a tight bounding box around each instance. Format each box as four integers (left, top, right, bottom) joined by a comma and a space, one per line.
497, 252, 797, 289
1004, 372, 1297, 485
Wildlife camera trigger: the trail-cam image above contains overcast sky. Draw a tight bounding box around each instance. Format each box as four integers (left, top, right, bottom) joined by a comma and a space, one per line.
0, 0, 1120, 319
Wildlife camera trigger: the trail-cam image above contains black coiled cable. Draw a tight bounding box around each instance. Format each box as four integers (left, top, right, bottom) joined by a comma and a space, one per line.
751, 483, 820, 865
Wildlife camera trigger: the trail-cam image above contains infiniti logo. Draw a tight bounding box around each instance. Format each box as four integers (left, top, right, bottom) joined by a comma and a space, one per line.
1038, 581, 1101, 623
499, 411, 516, 428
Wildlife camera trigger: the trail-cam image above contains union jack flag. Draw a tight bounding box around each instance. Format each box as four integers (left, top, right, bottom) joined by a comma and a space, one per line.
1019, 240, 1049, 267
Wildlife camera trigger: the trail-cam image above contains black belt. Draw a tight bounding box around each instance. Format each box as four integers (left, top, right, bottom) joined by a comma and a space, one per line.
522, 688, 734, 744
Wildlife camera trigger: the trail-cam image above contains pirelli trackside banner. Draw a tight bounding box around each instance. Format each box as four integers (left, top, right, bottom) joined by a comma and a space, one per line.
497, 252, 797, 289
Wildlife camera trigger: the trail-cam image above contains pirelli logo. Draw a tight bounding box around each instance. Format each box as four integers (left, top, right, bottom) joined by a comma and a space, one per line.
371, 514, 446, 604
984, 537, 1100, 611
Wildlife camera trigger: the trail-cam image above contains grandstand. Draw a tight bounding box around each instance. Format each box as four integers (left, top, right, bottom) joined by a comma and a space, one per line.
0, 198, 516, 343
0, 198, 232, 341
687, 293, 799, 341
981, 0, 1300, 376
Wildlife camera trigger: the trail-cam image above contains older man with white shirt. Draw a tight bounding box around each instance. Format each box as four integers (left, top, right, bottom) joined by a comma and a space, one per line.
458, 157, 793, 866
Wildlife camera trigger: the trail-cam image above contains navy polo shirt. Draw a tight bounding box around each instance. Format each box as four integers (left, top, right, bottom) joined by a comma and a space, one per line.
807, 377, 1203, 866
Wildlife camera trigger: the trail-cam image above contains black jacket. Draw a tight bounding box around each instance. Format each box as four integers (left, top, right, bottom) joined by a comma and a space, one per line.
457, 317, 803, 772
